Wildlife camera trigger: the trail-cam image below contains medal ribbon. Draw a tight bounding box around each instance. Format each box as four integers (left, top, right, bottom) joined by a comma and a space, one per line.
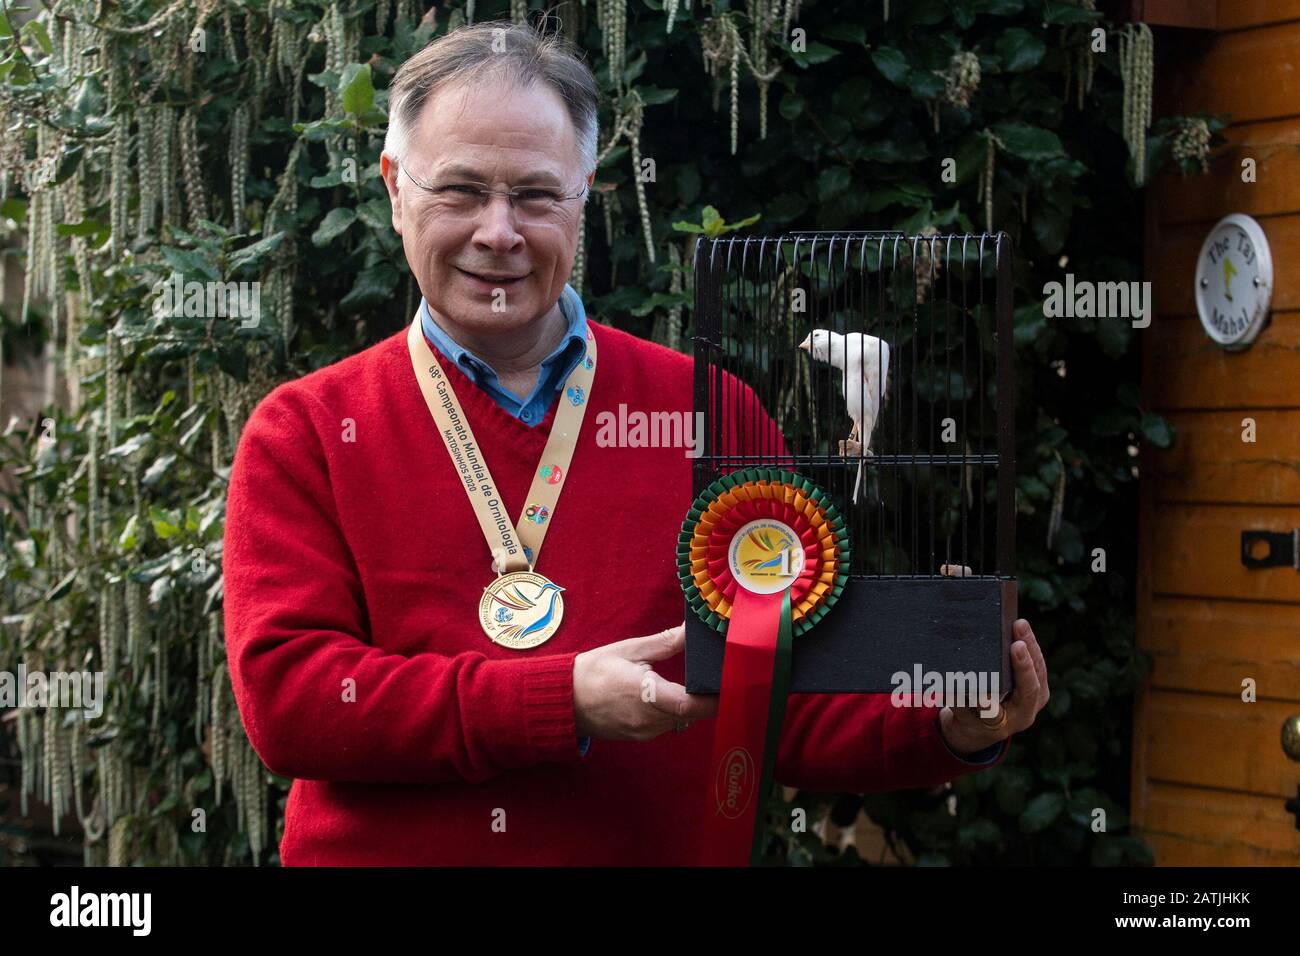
405, 309, 597, 574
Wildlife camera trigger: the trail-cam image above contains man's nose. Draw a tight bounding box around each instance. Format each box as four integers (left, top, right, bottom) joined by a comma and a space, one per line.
471, 193, 525, 246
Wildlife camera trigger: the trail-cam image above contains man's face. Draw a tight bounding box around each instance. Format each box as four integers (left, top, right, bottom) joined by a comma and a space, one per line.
382, 77, 593, 335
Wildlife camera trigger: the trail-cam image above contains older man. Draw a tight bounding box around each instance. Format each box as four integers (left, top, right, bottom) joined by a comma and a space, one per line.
222, 20, 1049, 866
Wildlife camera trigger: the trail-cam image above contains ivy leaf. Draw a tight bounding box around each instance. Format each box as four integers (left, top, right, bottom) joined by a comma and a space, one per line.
149, 575, 173, 605
217, 344, 249, 381
957, 818, 1002, 847
952, 133, 989, 187
635, 85, 678, 106
1140, 412, 1175, 448
992, 122, 1065, 161
43, 569, 77, 603
1019, 791, 1065, 833
675, 164, 701, 205
293, 117, 354, 141
118, 514, 140, 552
973, 0, 1026, 15
817, 167, 851, 202
226, 232, 286, 275
107, 433, 153, 460
790, 41, 840, 68
54, 144, 84, 185
1094, 315, 1132, 358
160, 246, 220, 283
142, 453, 177, 487
22, 18, 53, 56
821, 23, 866, 45
312, 207, 357, 247
871, 47, 911, 86
339, 261, 400, 313
355, 198, 393, 234
630, 291, 692, 317
996, 28, 1046, 73
1044, 1, 1102, 25
908, 71, 946, 100
1031, 202, 1069, 255
340, 64, 374, 115
150, 506, 181, 539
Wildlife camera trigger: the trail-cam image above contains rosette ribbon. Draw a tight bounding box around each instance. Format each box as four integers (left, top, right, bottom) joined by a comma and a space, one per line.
677, 467, 850, 865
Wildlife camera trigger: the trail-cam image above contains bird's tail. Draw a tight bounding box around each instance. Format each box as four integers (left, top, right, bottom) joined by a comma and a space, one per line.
851, 458, 883, 505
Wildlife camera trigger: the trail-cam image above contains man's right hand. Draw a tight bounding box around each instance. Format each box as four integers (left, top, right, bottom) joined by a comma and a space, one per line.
573, 622, 718, 741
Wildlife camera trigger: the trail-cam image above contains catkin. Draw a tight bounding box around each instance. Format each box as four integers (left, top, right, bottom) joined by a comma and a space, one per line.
179, 109, 209, 227
626, 94, 655, 265
108, 815, 128, 867
1119, 23, 1153, 185
228, 103, 250, 234
211, 661, 227, 805
110, 113, 130, 261
137, 107, 156, 235
157, 106, 176, 232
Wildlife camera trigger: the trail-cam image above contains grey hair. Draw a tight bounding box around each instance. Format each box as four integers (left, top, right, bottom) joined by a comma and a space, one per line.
383, 17, 599, 183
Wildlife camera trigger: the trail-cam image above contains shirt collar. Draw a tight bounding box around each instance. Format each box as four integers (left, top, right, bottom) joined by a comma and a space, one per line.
419, 283, 588, 382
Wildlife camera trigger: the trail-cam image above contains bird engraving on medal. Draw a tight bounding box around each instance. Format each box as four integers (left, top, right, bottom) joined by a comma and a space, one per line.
487, 578, 565, 643
797, 329, 892, 505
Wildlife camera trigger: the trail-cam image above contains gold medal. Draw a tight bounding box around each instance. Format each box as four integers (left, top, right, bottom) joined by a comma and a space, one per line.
480, 570, 566, 650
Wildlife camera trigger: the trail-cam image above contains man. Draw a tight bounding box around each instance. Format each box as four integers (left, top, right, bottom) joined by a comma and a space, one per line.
222, 20, 1050, 866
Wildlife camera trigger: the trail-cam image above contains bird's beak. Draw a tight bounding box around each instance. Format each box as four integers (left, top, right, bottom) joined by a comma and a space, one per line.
796, 334, 810, 352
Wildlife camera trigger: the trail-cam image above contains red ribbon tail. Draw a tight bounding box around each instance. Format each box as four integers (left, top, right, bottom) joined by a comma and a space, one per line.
700, 586, 787, 866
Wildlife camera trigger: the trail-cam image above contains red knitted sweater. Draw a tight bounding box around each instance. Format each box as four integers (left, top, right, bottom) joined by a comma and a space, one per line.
222, 318, 1009, 865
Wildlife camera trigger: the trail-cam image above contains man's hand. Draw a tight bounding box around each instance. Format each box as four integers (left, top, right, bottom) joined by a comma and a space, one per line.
940, 618, 1049, 757
573, 622, 718, 741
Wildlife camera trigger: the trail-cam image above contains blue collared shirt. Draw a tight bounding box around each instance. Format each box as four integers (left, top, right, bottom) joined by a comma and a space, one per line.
419, 283, 589, 428
420, 284, 1003, 767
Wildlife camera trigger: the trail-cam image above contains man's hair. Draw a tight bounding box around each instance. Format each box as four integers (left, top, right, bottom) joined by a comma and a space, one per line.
383, 17, 600, 182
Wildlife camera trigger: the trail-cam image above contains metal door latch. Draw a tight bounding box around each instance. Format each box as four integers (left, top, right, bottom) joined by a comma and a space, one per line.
1240, 529, 1299, 570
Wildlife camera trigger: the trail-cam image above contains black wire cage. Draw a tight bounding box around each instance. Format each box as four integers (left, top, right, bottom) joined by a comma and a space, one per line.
684, 230, 1017, 695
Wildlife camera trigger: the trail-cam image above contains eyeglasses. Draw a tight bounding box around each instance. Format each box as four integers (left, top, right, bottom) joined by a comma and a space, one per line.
399, 164, 589, 223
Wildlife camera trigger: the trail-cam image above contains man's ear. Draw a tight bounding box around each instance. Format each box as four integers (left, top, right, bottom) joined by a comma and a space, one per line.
380, 152, 403, 236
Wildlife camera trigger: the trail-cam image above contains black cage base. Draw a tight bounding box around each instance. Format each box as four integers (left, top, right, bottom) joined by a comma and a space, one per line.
685, 576, 1017, 696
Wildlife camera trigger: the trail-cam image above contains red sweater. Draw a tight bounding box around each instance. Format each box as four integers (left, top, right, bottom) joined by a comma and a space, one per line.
222, 318, 1009, 865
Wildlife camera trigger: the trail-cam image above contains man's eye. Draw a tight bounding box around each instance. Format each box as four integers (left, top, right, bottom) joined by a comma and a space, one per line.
442, 184, 480, 195
519, 189, 558, 202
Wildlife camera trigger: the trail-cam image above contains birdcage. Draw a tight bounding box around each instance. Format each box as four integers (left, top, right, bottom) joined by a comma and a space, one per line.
684, 230, 1017, 695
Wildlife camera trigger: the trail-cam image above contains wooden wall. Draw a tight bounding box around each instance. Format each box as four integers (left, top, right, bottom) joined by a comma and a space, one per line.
1135, 1, 1300, 864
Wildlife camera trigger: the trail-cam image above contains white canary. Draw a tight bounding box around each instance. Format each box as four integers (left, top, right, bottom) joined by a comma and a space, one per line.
797, 329, 891, 504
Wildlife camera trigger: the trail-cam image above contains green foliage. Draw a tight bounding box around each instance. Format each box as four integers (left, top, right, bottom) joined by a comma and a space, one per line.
0, 0, 1192, 866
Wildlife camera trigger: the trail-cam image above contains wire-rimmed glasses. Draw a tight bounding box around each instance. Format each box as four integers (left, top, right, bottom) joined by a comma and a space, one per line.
399, 164, 589, 223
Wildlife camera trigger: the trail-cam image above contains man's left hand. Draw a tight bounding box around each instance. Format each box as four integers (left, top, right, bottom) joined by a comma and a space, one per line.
939, 618, 1049, 758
